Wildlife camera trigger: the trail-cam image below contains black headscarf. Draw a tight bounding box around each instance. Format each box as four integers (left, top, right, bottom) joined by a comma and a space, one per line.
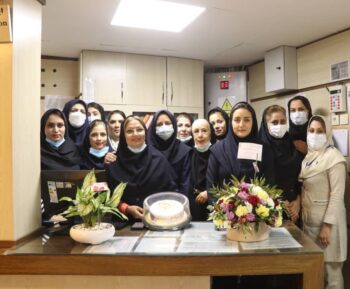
148, 110, 191, 165
107, 117, 177, 208
207, 107, 230, 142
287, 95, 312, 142
87, 102, 106, 121
40, 109, 81, 170
80, 120, 108, 170
259, 107, 302, 201
62, 99, 89, 147
207, 102, 274, 188
176, 112, 194, 148
191, 149, 210, 192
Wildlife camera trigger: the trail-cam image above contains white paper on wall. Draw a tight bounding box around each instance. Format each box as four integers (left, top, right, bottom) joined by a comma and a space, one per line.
82, 77, 95, 104
44, 95, 73, 111
332, 129, 348, 156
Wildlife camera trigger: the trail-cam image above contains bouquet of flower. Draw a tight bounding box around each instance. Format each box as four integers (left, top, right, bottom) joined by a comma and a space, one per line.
60, 170, 128, 228
208, 176, 284, 233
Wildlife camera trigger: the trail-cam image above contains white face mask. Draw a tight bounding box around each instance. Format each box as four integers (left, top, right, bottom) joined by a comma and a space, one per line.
128, 143, 147, 154
88, 115, 101, 124
178, 135, 192, 142
307, 133, 327, 151
268, 124, 288, 139
156, 125, 174, 141
290, 111, 308, 125
69, 111, 86, 128
195, 142, 211, 152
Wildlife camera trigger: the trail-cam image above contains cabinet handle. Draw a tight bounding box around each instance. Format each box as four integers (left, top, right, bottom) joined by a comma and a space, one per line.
162, 82, 164, 104
276, 66, 281, 70
121, 82, 124, 101
171, 82, 173, 103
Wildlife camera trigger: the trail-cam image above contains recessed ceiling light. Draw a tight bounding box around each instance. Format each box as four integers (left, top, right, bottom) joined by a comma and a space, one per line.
111, 0, 206, 33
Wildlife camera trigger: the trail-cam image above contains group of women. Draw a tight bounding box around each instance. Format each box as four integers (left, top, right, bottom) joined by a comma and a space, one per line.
41, 95, 347, 289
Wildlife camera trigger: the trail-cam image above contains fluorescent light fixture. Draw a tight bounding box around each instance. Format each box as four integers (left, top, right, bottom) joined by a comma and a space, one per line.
111, 0, 205, 32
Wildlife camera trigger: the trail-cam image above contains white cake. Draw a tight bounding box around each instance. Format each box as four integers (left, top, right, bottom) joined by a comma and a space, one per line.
147, 199, 186, 227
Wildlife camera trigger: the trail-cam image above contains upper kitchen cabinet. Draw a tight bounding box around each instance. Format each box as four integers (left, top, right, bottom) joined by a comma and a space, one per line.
81, 50, 125, 104
124, 54, 167, 107
166, 57, 204, 108
264, 46, 297, 93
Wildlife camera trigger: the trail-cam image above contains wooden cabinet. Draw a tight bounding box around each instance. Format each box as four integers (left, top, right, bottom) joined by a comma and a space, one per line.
264, 46, 297, 93
80, 51, 204, 115
124, 54, 166, 107
81, 50, 125, 104
166, 57, 204, 108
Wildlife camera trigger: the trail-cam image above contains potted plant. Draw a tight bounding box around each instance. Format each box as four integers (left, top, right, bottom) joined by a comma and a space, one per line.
60, 170, 127, 244
208, 176, 284, 242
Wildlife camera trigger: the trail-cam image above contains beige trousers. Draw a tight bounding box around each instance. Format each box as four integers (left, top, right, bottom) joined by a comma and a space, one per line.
325, 262, 344, 289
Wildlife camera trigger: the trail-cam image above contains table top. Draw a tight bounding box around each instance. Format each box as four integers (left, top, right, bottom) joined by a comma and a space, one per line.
5, 221, 322, 257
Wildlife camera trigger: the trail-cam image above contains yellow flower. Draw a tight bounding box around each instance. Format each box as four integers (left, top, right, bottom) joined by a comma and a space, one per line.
236, 205, 249, 217
213, 219, 224, 228
275, 214, 282, 227
256, 205, 270, 218
257, 190, 269, 201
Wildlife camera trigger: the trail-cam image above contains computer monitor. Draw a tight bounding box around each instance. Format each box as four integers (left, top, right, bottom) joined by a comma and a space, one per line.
41, 170, 108, 223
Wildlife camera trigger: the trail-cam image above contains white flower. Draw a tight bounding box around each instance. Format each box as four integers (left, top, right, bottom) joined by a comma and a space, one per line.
244, 202, 253, 213
250, 185, 264, 196
266, 198, 275, 208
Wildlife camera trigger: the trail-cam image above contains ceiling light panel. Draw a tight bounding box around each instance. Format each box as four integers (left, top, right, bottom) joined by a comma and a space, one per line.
111, 0, 206, 32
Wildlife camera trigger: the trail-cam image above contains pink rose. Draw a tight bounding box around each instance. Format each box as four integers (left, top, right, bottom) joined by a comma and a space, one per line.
91, 182, 109, 192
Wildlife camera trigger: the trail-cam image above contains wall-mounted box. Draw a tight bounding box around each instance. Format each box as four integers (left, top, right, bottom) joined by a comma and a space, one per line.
264, 46, 297, 93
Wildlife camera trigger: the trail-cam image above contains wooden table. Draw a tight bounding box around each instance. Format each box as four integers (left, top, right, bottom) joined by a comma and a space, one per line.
0, 222, 323, 289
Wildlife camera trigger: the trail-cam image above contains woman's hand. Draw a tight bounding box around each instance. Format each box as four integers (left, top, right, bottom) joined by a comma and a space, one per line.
288, 195, 301, 222
126, 205, 144, 219
319, 223, 332, 246
104, 152, 117, 164
293, 140, 308, 154
195, 191, 208, 204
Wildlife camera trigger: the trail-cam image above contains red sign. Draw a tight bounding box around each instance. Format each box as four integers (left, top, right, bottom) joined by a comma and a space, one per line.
220, 81, 229, 89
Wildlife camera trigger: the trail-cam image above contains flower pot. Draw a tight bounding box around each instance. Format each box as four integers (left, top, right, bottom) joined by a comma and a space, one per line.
69, 222, 115, 245
226, 222, 270, 242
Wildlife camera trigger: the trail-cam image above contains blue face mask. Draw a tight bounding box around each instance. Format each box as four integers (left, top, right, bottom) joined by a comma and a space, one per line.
128, 143, 147, 154
46, 137, 65, 148
89, 146, 109, 158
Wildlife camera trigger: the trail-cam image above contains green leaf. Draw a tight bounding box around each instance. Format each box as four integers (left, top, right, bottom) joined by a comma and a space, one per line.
81, 169, 96, 192
107, 182, 127, 208
77, 203, 93, 216
59, 196, 73, 202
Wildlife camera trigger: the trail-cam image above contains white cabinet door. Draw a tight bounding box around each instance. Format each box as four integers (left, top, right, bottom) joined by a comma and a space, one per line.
166, 57, 204, 108
264, 46, 297, 93
81, 50, 125, 104
124, 54, 166, 107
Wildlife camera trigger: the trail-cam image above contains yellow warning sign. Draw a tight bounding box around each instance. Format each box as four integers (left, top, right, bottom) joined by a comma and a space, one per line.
222, 98, 232, 113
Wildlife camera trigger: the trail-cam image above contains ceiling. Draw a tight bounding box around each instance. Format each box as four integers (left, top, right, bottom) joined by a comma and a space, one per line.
42, 0, 350, 67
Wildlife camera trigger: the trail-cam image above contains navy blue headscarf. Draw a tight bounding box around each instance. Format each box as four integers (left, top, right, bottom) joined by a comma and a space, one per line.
80, 120, 108, 170
107, 116, 177, 208
207, 107, 230, 142
40, 109, 81, 170
287, 95, 312, 142
62, 99, 89, 147
207, 102, 274, 190
148, 110, 191, 165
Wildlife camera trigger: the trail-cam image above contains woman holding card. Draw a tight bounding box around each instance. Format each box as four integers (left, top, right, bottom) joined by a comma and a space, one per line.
207, 102, 275, 191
